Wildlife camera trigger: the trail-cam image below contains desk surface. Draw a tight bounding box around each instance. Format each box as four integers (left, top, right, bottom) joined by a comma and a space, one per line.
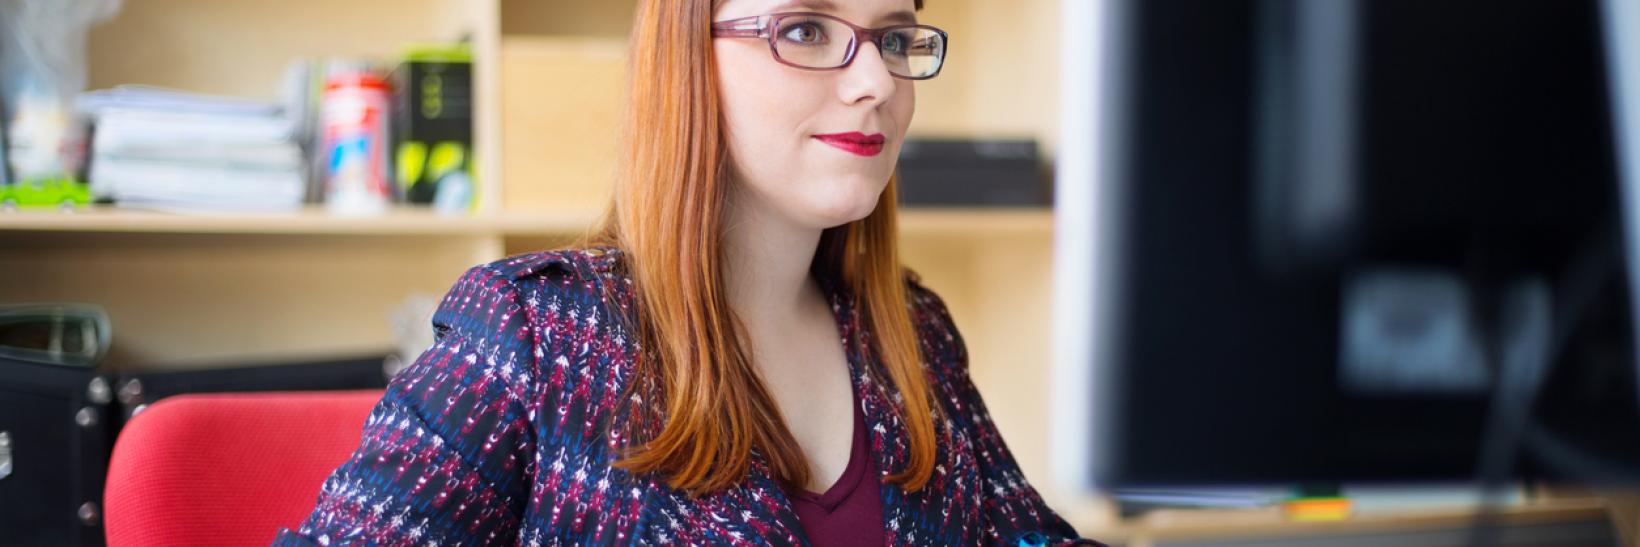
1081, 497, 1613, 545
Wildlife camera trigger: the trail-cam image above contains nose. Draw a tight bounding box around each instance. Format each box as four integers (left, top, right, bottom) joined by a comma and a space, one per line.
837, 40, 897, 108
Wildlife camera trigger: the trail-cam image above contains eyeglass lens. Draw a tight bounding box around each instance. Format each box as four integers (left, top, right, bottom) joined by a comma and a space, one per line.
771, 15, 945, 78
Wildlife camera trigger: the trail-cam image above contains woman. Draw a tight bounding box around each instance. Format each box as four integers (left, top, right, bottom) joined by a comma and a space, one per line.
277, 0, 1096, 544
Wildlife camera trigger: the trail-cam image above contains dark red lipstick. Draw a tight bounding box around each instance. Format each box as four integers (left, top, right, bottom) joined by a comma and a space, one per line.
813, 132, 887, 157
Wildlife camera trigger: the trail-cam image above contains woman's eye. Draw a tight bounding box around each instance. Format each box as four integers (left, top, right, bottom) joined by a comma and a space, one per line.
882, 31, 909, 54
780, 22, 827, 45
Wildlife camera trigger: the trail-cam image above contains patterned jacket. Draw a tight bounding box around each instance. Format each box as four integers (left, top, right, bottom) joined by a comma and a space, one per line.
274, 247, 1101, 546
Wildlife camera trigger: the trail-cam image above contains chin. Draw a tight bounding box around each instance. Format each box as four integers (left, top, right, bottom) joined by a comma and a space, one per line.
801, 194, 881, 229
808, 180, 887, 227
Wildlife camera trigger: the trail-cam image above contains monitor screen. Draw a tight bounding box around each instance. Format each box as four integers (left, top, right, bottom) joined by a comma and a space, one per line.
1055, 0, 1640, 491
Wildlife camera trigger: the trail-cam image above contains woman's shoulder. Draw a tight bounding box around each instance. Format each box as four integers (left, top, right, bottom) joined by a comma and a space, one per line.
444, 244, 635, 362
446, 245, 638, 427
451, 245, 630, 311
902, 270, 949, 321
466, 244, 626, 287
901, 270, 970, 375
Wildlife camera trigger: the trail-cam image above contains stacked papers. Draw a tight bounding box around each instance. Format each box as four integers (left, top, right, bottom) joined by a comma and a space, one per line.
80, 86, 307, 211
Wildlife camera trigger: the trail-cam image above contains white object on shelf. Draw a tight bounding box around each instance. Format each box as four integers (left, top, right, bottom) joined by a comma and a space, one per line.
83, 88, 305, 211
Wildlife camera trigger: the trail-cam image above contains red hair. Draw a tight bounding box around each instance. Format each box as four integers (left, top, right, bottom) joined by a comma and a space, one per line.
584, 0, 936, 496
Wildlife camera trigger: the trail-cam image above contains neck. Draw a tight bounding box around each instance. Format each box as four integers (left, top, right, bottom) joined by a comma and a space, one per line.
722, 190, 825, 324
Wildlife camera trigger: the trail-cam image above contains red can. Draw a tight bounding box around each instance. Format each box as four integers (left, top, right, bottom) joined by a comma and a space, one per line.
322, 69, 393, 213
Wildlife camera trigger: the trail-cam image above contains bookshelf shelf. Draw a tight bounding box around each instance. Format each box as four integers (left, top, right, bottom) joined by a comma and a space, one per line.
0, 206, 591, 237
898, 206, 1053, 237
0, 206, 1049, 238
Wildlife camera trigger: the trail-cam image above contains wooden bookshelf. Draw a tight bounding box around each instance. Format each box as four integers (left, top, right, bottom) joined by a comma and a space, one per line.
0, 206, 1047, 238
0, 206, 555, 236
0, 204, 1051, 369
51, 0, 1080, 521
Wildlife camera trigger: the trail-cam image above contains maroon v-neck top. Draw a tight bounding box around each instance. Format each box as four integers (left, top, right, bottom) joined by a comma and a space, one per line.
781, 399, 885, 546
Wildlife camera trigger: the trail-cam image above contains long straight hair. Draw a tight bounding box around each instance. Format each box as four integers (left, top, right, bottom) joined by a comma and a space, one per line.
584, 0, 935, 496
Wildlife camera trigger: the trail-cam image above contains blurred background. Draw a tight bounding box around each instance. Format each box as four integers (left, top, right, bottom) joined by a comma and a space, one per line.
2, 0, 1638, 545
1, 0, 1070, 544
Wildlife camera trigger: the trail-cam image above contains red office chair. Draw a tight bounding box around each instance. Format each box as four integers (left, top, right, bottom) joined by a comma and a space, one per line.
103, 390, 381, 546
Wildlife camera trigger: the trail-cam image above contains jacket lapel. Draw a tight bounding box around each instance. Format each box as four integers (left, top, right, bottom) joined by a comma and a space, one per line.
824, 275, 985, 546
625, 267, 982, 546
637, 456, 811, 546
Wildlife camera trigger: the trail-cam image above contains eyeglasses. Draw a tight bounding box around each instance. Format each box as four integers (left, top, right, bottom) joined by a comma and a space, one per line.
711, 12, 949, 80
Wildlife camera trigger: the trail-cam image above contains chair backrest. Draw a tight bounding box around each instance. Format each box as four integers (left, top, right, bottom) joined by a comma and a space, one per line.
104, 390, 381, 546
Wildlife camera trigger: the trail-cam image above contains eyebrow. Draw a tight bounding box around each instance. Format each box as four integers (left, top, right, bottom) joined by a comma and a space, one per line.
766, 0, 920, 25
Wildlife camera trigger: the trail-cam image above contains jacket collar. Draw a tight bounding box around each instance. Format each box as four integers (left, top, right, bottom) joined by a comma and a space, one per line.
563, 247, 975, 545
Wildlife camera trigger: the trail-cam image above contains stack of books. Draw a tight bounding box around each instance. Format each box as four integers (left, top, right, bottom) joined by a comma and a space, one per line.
79, 86, 307, 212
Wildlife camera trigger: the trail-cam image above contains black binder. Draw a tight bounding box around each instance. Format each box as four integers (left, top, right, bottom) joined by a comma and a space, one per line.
0, 358, 113, 546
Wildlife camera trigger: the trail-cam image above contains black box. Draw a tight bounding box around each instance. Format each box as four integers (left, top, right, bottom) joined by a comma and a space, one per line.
392, 45, 474, 206
895, 138, 1049, 206
0, 358, 114, 546
114, 355, 390, 423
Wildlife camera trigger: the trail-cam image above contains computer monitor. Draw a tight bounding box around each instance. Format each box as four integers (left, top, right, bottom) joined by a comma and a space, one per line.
1054, 0, 1640, 491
